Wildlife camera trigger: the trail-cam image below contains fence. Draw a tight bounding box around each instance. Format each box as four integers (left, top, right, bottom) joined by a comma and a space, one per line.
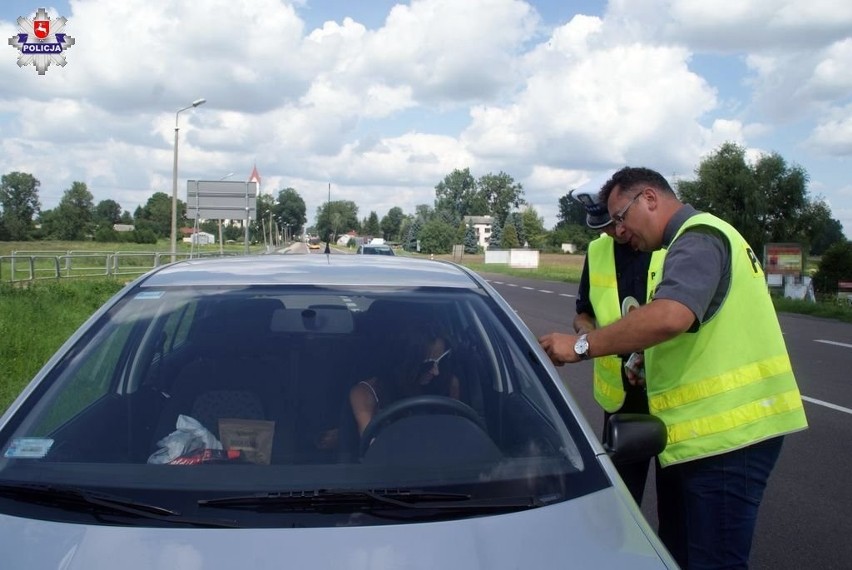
0, 250, 228, 284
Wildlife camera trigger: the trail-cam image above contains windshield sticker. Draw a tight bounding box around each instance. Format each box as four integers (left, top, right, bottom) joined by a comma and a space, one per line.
135, 291, 164, 300
4, 438, 54, 459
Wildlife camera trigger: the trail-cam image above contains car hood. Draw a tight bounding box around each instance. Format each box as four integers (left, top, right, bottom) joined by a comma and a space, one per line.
0, 489, 674, 569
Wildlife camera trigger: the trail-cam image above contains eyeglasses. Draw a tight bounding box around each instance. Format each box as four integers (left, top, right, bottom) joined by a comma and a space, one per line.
611, 191, 643, 226
420, 348, 451, 373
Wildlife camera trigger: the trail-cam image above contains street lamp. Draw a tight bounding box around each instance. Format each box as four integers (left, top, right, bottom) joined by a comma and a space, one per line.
170, 97, 206, 263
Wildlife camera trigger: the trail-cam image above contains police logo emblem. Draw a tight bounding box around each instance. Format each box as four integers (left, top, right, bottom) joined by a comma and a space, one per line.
7, 7, 75, 75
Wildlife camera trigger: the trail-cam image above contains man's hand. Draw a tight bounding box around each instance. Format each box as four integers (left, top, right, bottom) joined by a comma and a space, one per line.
624, 352, 646, 387
538, 332, 582, 365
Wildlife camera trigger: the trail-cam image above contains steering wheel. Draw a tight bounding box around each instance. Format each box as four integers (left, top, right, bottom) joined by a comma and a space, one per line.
359, 395, 486, 457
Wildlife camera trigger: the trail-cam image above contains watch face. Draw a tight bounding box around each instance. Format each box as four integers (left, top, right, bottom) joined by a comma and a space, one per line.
574, 336, 589, 356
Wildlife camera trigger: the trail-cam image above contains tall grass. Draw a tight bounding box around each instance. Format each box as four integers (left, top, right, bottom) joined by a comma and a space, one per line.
0, 279, 125, 411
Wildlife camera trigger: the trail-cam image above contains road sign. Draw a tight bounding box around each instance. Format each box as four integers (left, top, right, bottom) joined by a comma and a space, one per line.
186, 180, 257, 220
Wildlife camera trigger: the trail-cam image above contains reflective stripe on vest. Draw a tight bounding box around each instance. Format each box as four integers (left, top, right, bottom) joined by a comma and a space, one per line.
646, 213, 807, 467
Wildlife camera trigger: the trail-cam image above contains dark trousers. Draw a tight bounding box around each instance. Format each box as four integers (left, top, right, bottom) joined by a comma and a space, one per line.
656, 436, 784, 569
603, 382, 651, 505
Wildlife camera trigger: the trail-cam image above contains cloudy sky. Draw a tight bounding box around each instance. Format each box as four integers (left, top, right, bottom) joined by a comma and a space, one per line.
2, 0, 851, 236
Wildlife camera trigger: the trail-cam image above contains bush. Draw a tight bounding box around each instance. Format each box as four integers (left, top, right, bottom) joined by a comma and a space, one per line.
133, 228, 158, 244
94, 227, 119, 242
812, 240, 852, 295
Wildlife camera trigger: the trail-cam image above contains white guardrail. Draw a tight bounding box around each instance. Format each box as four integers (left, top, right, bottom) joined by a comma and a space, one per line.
0, 251, 228, 284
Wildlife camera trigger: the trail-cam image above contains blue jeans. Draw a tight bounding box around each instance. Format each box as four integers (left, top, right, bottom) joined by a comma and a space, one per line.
656, 436, 784, 569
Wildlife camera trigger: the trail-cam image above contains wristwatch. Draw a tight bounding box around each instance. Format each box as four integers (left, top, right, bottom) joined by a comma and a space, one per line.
574, 334, 590, 360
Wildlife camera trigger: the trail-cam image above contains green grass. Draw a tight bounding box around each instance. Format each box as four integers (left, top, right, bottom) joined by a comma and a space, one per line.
771, 295, 852, 323
0, 279, 125, 411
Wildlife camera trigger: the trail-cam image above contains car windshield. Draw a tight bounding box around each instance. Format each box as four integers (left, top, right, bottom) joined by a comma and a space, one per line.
0, 284, 606, 527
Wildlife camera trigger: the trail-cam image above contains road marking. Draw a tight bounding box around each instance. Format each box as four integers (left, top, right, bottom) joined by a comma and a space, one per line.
802, 396, 852, 415
814, 339, 852, 349
487, 279, 574, 297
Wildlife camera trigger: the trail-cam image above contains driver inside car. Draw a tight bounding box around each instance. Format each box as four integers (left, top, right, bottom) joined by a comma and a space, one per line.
350, 328, 461, 437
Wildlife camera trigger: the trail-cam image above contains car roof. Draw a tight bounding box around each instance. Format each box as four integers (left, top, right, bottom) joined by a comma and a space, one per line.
138, 254, 482, 289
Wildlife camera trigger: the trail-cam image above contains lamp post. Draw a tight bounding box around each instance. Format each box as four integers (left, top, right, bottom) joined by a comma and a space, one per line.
170, 98, 206, 263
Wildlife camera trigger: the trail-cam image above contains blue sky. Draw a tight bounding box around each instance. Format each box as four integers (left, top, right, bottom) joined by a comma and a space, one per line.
2, 1, 850, 236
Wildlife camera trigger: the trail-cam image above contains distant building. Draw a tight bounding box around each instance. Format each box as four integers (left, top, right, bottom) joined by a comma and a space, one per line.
113, 224, 135, 232
337, 231, 357, 246
183, 231, 215, 245
463, 215, 495, 249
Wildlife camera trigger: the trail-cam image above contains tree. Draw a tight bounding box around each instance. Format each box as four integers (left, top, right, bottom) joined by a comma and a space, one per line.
520, 206, 547, 249
434, 168, 478, 225
464, 222, 478, 254
46, 182, 95, 240
488, 218, 503, 248
676, 142, 832, 260
135, 192, 180, 238
94, 199, 122, 229
0, 171, 41, 240
380, 206, 405, 242
501, 223, 520, 248
794, 198, 846, 255
364, 211, 381, 237
812, 240, 852, 295
274, 188, 307, 238
556, 191, 587, 229
477, 172, 525, 223
418, 219, 456, 254
254, 193, 276, 244
505, 212, 526, 246
403, 204, 434, 250
316, 200, 359, 243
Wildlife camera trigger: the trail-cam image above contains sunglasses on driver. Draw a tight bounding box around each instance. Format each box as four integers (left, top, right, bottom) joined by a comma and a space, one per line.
419, 348, 452, 373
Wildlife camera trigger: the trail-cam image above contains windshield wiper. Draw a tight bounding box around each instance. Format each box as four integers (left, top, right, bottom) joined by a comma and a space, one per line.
199, 488, 542, 513
0, 482, 238, 528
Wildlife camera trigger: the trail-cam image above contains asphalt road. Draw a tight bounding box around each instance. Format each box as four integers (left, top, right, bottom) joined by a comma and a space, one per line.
481, 272, 852, 570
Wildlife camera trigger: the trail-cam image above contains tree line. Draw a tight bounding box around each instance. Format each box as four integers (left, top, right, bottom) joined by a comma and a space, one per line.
1, 142, 848, 276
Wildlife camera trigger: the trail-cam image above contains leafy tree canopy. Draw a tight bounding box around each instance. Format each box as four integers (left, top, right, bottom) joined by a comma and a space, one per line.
0, 171, 41, 240
677, 142, 843, 258
316, 200, 359, 243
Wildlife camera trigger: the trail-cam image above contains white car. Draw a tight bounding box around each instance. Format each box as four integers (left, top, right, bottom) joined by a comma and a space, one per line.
0, 255, 675, 569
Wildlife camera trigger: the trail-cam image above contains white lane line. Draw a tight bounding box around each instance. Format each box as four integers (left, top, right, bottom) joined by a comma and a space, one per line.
506, 283, 518, 287
560, 293, 575, 298
802, 396, 852, 415
539, 290, 554, 294
814, 339, 852, 349
522, 286, 535, 290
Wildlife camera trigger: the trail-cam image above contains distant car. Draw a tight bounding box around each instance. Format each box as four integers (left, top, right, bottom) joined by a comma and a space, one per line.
0, 255, 675, 568
356, 243, 394, 255
308, 242, 321, 250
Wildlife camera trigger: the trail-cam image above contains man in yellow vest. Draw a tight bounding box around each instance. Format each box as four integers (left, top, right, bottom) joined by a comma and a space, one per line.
571, 187, 663, 505
539, 166, 808, 569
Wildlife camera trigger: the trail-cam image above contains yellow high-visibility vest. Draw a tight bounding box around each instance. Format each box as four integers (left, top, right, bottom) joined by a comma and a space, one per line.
587, 236, 663, 412
645, 213, 808, 467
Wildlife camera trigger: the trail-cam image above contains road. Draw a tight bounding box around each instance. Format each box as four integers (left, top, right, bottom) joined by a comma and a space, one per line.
481, 272, 852, 570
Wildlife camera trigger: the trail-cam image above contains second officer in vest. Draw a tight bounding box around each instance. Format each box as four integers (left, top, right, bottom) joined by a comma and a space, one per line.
571, 187, 664, 504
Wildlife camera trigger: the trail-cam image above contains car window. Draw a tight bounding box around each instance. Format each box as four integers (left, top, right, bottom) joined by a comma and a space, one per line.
0, 285, 606, 528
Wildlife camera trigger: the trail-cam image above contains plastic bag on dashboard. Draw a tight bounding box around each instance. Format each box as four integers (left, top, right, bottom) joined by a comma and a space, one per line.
147, 414, 224, 464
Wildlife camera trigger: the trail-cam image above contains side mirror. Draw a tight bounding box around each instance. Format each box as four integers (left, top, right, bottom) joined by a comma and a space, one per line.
604, 413, 667, 465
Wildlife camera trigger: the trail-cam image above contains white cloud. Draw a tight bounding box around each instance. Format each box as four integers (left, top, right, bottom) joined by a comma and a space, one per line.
0, 0, 850, 238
